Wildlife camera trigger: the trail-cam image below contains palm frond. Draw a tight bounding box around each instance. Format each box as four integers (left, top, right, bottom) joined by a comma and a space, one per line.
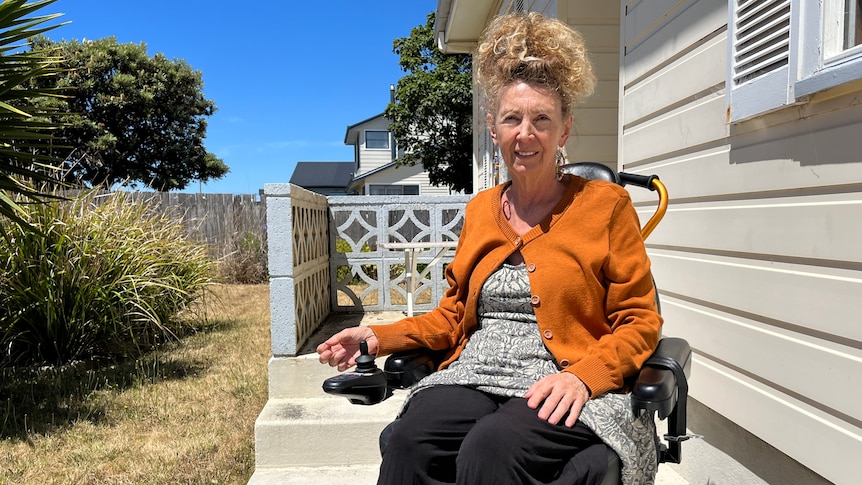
0, 0, 69, 231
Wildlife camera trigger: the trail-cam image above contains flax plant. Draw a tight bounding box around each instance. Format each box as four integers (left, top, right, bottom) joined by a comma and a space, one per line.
0, 186, 215, 366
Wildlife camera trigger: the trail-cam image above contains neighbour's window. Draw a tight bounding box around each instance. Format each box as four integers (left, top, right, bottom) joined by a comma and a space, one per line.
366, 131, 390, 149
727, 0, 862, 122
369, 185, 419, 195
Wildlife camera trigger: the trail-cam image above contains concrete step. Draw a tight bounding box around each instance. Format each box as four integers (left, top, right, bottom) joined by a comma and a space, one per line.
268, 353, 391, 399
254, 394, 405, 469
248, 464, 380, 485
247, 461, 688, 485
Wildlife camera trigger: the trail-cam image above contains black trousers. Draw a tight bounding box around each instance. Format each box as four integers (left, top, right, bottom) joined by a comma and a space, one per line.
378, 385, 609, 485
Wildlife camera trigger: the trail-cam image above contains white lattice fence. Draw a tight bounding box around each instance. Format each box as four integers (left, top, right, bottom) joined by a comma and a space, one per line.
266, 184, 330, 355
328, 195, 470, 314
265, 184, 470, 355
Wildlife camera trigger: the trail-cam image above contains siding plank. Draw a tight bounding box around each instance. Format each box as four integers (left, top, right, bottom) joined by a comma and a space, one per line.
687, 356, 862, 485
648, 194, 862, 263
622, 93, 728, 164
624, 32, 726, 124
575, 107, 618, 135
623, 0, 726, 83
659, 294, 862, 422
651, 249, 862, 341
567, 135, 618, 163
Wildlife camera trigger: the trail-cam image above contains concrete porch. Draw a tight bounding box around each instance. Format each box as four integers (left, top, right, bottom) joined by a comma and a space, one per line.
251, 184, 784, 484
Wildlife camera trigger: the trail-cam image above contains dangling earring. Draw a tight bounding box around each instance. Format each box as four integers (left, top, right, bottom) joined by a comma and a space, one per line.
492, 148, 500, 185
555, 146, 569, 181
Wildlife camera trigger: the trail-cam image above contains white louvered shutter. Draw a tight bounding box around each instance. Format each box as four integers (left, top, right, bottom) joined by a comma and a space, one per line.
727, 0, 794, 122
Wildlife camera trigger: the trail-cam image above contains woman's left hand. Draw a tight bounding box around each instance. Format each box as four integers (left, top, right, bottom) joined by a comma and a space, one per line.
525, 372, 590, 428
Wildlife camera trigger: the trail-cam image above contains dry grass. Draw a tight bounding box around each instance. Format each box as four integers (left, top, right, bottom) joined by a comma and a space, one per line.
0, 284, 271, 485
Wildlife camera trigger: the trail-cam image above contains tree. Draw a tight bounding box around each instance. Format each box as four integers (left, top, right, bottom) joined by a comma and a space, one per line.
27, 36, 228, 191
385, 13, 473, 194
0, 0, 68, 227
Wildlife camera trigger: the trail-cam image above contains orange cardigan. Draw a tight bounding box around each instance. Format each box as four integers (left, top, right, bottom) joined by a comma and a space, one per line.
370, 175, 663, 397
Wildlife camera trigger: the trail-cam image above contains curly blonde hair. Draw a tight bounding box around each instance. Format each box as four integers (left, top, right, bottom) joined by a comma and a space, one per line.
476, 12, 596, 117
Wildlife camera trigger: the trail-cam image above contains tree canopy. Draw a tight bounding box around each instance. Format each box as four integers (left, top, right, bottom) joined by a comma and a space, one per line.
27, 36, 228, 191
385, 13, 473, 194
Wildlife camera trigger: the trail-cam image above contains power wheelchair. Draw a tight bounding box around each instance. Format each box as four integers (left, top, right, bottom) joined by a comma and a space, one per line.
322, 163, 694, 484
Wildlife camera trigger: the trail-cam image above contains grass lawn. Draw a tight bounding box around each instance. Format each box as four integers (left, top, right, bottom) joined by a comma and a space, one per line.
0, 284, 270, 485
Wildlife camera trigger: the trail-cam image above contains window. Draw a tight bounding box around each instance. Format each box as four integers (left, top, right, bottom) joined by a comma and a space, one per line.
727, 0, 862, 122
847, 0, 862, 49
365, 131, 390, 149
824, 0, 862, 56
369, 185, 419, 195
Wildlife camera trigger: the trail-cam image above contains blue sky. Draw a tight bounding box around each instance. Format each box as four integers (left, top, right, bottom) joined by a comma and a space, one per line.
48, 0, 437, 194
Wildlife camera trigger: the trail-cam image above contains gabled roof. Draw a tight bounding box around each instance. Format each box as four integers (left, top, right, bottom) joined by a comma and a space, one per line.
351, 161, 397, 182
344, 112, 387, 145
290, 161, 354, 189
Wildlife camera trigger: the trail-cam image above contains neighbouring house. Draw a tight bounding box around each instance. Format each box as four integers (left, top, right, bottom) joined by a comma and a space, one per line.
436, 1, 861, 485
289, 161, 354, 195
344, 97, 457, 195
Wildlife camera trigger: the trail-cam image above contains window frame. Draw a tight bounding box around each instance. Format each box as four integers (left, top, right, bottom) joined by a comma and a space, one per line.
365, 130, 390, 150
727, 0, 862, 123
368, 184, 420, 195
795, 0, 862, 97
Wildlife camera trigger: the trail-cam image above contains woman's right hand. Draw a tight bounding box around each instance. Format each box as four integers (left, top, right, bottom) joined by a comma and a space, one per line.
316, 327, 378, 371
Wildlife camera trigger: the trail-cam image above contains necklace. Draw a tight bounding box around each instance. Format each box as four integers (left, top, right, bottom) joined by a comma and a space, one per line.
502, 186, 512, 220
502, 178, 568, 225
502, 200, 512, 220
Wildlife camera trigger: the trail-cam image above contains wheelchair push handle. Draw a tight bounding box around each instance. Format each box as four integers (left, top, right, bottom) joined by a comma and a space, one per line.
619, 171, 668, 241
618, 172, 659, 190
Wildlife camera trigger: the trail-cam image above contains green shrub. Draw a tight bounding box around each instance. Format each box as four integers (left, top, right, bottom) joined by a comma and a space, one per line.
218, 231, 268, 284
0, 188, 215, 367
335, 239, 378, 284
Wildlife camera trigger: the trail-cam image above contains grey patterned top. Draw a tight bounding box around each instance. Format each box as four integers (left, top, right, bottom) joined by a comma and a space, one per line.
400, 263, 659, 484
411, 263, 559, 396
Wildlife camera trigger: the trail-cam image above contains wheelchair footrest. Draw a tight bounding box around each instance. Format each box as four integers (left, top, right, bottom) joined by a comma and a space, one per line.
664, 433, 703, 443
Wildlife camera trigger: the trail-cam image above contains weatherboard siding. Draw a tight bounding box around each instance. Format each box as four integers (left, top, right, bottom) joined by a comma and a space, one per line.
559, 0, 620, 167
361, 163, 452, 195
620, 1, 862, 483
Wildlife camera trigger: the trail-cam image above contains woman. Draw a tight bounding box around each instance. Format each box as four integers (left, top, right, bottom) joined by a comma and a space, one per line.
318, 12, 662, 485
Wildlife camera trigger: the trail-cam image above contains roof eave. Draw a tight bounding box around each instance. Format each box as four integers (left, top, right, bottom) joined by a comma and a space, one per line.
434, 0, 497, 54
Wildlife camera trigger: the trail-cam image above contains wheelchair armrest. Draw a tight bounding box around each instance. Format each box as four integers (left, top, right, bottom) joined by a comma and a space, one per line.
384, 348, 446, 389
631, 337, 692, 464
632, 337, 691, 418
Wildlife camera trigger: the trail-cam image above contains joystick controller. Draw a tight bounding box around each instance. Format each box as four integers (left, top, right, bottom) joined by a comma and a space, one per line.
322, 340, 390, 405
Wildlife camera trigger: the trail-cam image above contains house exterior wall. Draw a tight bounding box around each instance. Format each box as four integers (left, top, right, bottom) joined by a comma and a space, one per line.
359, 163, 453, 195
620, 1, 862, 484
355, 116, 395, 176
559, 1, 619, 170
348, 114, 459, 195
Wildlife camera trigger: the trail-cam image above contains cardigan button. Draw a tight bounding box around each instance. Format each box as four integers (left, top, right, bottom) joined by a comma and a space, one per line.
543, 329, 553, 339
514, 236, 522, 246
531, 295, 540, 306
527, 263, 536, 272
559, 359, 571, 368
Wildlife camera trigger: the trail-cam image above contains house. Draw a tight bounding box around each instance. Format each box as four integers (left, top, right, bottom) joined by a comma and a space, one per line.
289, 161, 354, 195
343, 89, 457, 196
435, 1, 861, 485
